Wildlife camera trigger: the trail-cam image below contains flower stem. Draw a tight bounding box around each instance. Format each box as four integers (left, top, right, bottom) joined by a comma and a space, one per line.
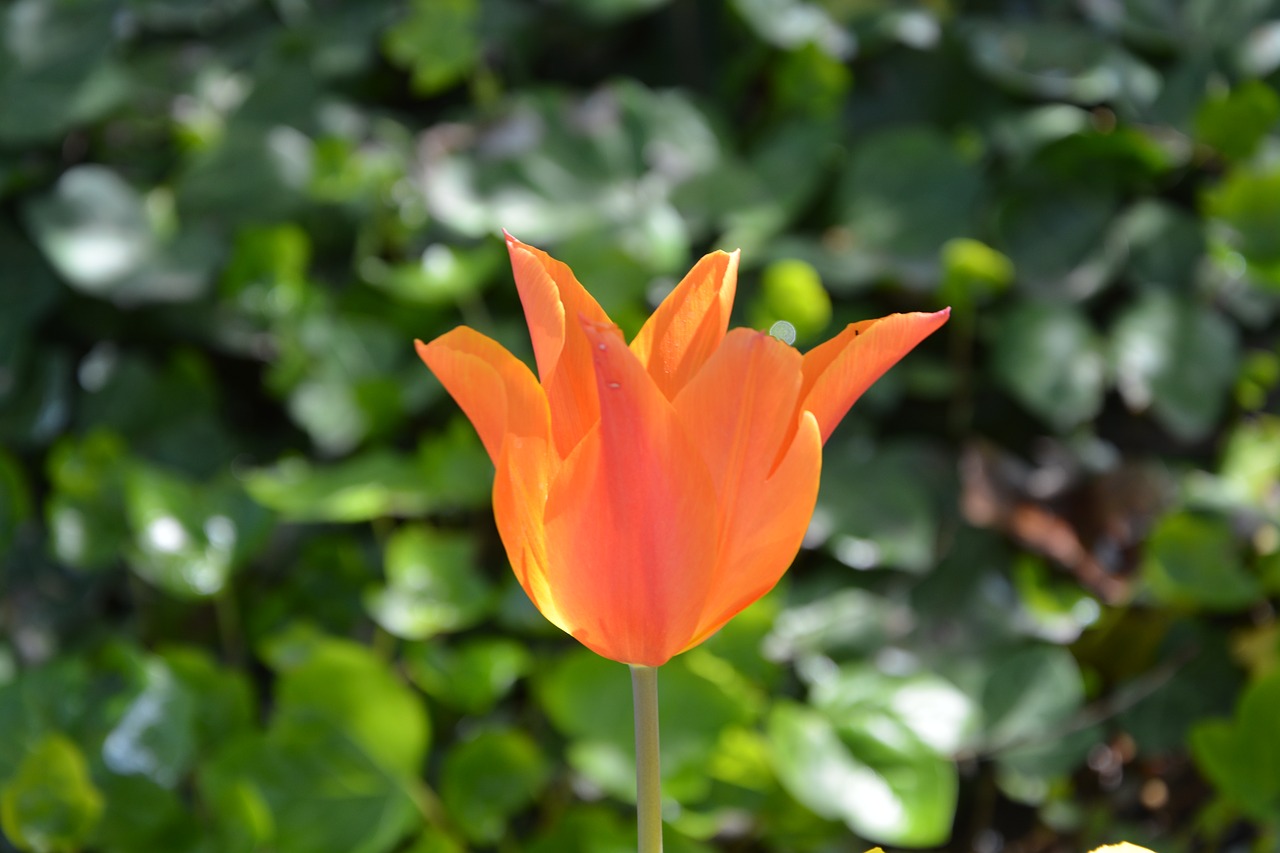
630, 664, 663, 853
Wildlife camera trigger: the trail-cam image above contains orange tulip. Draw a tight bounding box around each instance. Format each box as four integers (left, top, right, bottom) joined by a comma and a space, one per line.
416, 234, 948, 666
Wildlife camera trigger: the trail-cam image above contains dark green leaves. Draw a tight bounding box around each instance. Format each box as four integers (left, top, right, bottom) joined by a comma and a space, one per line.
3, 2, 1279, 851
838, 128, 982, 270
992, 303, 1107, 429
440, 728, 550, 843
1142, 513, 1261, 611
1192, 671, 1280, 822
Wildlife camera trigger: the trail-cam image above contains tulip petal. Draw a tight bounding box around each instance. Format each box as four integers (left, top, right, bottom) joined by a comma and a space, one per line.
671, 329, 817, 649
505, 232, 613, 456
415, 328, 549, 463
631, 250, 739, 400
542, 320, 720, 666
683, 411, 822, 649
673, 327, 803, 506
492, 433, 569, 633
800, 309, 950, 444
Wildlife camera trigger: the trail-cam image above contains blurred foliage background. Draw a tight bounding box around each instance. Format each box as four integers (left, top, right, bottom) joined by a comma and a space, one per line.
2, 0, 1280, 851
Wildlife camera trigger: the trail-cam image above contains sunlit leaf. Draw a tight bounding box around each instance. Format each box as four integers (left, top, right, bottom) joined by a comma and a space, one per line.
365, 525, 493, 640
0, 733, 103, 853
768, 702, 957, 847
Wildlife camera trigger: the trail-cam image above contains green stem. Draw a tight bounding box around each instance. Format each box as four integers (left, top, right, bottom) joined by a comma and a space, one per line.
630, 664, 663, 853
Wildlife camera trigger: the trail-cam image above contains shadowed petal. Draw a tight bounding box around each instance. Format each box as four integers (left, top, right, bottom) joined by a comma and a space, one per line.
415, 328, 549, 464
506, 232, 612, 457
671, 329, 817, 649
631, 249, 739, 401
800, 309, 951, 443
683, 411, 822, 650
542, 320, 720, 666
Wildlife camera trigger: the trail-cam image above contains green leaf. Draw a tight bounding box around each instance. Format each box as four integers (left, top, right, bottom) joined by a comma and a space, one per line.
996, 191, 1120, 298
1194, 80, 1280, 161
124, 464, 272, 600
526, 805, 636, 853
271, 634, 430, 779
45, 431, 129, 571
0, 733, 103, 853
383, 0, 480, 96
364, 525, 493, 640
537, 650, 753, 803
440, 728, 550, 844
0, 223, 61, 343
91, 774, 201, 853
764, 588, 899, 661
991, 302, 1106, 429
403, 637, 531, 714
245, 425, 491, 523
981, 645, 1084, 751
101, 658, 198, 788
810, 665, 978, 755
23, 165, 217, 304
768, 702, 957, 847
1216, 416, 1280, 513
362, 241, 503, 306
1111, 291, 1240, 441
160, 646, 255, 755
0, 345, 72, 449
963, 20, 1158, 105
731, 0, 852, 57
813, 441, 949, 573
837, 127, 982, 263
202, 717, 421, 853
940, 238, 1014, 310
771, 43, 854, 117
1191, 670, 1280, 822
1115, 200, 1205, 291
0, 449, 31, 556
0, 0, 129, 145
401, 828, 465, 853
419, 83, 716, 253
1119, 623, 1241, 755
1204, 164, 1280, 273
1142, 512, 1262, 611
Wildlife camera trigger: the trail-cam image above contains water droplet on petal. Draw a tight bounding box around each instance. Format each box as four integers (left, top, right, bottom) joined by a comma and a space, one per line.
769, 320, 797, 346
607, 382, 621, 389
597, 342, 607, 351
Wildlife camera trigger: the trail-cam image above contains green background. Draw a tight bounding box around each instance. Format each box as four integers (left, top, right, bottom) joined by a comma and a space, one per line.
2, 0, 1280, 850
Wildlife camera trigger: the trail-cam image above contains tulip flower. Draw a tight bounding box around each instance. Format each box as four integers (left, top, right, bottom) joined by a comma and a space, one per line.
416, 233, 948, 667
417, 233, 947, 851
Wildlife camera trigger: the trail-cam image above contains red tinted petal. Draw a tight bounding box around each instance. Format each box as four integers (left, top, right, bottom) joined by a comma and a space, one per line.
505, 232, 613, 456
541, 320, 720, 665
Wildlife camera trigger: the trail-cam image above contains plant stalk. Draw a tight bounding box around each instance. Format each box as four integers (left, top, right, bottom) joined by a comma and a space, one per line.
630, 664, 663, 853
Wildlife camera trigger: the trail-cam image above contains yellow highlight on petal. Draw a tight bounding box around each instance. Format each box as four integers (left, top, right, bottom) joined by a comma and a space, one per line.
1090, 845, 1158, 853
